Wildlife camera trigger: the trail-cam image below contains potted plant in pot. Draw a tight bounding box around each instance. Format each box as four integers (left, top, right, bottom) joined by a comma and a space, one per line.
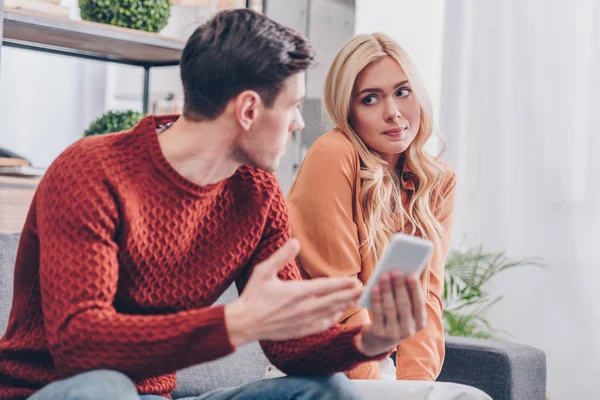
79, 0, 171, 33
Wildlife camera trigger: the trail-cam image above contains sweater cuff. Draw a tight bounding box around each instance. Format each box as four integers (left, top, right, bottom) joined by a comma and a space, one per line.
184, 305, 235, 363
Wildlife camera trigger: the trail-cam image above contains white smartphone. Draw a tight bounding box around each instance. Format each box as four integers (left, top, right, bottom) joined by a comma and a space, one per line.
358, 233, 434, 309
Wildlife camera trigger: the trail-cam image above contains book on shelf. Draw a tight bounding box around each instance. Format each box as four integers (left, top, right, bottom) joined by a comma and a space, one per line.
29, 0, 62, 5
0, 157, 30, 167
0, 165, 47, 177
0, 173, 42, 187
4, 0, 70, 18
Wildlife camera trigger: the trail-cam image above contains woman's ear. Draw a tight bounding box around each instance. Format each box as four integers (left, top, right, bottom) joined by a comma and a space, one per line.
235, 90, 262, 131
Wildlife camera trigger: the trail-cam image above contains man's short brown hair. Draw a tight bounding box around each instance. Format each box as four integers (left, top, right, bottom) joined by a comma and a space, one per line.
180, 9, 314, 121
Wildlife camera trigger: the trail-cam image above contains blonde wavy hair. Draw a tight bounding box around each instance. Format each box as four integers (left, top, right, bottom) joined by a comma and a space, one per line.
323, 33, 447, 270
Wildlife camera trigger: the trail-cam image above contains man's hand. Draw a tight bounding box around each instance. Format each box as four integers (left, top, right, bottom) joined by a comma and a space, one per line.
225, 239, 362, 346
355, 271, 427, 357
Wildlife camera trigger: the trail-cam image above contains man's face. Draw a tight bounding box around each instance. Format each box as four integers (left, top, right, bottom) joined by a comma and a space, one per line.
233, 72, 306, 172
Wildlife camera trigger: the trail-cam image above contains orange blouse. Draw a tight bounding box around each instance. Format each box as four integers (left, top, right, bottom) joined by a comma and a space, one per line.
287, 130, 456, 381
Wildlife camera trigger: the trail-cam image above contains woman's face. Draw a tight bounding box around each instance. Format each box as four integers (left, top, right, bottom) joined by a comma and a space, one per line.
350, 56, 421, 166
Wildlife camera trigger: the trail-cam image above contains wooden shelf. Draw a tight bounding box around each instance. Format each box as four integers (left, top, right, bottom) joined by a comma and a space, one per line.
1, 9, 186, 66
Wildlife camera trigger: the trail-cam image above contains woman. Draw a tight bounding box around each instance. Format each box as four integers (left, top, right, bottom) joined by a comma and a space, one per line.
287, 33, 456, 381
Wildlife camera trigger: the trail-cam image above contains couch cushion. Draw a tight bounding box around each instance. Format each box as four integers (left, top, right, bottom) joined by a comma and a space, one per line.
0, 233, 19, 334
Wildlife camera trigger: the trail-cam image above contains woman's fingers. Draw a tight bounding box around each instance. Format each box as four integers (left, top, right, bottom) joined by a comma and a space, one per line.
368, 272, 425, 340
381, 273, 400, 337
370, 284, 386, 335
406, 275, 427, 331
392, 271, 416, 338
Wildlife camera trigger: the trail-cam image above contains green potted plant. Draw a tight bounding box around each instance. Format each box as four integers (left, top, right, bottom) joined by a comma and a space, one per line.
84, 110, 145, 137
442, 246, 545, 339
79, 0, 171, 33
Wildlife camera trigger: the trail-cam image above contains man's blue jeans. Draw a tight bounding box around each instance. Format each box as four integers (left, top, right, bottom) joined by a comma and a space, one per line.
27, 369, 364, 400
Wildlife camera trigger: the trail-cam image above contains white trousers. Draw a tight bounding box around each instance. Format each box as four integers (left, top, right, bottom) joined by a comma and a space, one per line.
352, 380, 492, 400
264, 359, 492, 400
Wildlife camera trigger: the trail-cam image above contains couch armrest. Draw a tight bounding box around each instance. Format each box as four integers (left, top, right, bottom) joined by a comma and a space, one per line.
437, 336, 546, 400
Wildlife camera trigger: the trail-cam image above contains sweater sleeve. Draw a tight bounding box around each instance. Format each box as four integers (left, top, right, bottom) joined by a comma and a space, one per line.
287, 134, 381, 379
287, 134, 364, 322
395, 167, 457, 380
35, 144, 235, 381
235, 178, 390, 376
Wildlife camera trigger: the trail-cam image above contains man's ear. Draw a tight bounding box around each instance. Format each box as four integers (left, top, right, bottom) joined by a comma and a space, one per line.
235, 90, 262, 131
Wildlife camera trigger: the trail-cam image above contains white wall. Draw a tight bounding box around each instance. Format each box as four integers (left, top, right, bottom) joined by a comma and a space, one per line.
0, 54, 107, 168
1, 49, 82, 166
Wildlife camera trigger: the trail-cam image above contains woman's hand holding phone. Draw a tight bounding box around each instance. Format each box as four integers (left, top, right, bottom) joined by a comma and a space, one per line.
355, 271, 427, 357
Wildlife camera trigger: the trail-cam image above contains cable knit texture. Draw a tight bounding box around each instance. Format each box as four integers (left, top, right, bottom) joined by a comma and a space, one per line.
0, 115, 382, 400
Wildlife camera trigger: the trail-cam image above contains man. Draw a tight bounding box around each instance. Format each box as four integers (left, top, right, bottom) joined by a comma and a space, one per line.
0, 9, 431, 400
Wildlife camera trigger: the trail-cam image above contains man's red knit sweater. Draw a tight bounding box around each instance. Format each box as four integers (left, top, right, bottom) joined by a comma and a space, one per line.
0, 115, 376, 399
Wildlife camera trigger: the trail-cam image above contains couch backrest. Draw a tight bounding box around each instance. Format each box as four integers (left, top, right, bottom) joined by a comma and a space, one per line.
0, 233, 18, 334
0, 233, 269, 395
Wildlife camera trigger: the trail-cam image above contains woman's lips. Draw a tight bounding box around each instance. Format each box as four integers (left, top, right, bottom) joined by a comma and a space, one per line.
383, 127, 407, 137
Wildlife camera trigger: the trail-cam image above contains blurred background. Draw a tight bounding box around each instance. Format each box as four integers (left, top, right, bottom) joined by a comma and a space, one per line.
1, 1, 598, 398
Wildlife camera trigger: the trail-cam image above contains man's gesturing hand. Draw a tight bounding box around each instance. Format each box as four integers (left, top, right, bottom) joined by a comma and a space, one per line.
225, 239, 362, 346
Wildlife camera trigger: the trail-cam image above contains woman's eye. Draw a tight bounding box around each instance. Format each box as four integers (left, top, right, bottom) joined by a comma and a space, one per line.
362, 95, 379, 105
396, 88, 412, 98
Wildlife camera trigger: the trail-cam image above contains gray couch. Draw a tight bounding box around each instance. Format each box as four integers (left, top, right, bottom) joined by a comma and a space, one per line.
0, 233, 546, 399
